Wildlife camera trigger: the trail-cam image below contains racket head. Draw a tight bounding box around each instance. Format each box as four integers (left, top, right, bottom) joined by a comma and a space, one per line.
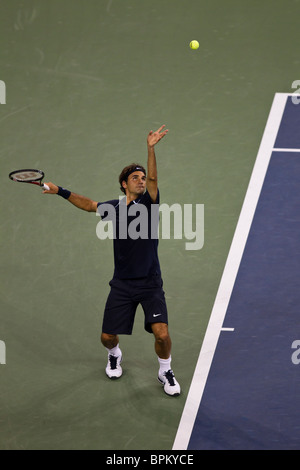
9, 169, 45, 183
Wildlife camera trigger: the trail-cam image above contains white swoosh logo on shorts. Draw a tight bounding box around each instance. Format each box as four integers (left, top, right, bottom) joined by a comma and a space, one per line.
153, 314, 162, 317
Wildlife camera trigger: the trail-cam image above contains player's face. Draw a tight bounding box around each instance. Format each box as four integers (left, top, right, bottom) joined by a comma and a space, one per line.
125, 172, 146, 195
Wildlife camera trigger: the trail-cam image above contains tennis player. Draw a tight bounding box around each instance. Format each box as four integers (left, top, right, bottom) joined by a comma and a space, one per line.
43, 125, 180, 396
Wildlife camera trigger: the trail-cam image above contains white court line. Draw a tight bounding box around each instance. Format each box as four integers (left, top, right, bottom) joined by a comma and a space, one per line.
273, 148, 300, 152
172, 93, 289, 450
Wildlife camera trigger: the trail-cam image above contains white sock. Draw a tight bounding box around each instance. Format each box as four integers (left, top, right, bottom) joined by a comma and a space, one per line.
158, 355, 171, 375
106, 344, 122, 357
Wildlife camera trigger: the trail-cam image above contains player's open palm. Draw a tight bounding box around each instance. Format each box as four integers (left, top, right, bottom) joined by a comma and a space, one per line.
147, 125, 168, 147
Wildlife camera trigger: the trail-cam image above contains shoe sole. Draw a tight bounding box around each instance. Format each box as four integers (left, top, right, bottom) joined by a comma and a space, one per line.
106, 373, 122, 380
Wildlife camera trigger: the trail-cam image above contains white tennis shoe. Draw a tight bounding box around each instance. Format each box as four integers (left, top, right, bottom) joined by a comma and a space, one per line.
158, 369, 181, 396
105, 353, 123, 379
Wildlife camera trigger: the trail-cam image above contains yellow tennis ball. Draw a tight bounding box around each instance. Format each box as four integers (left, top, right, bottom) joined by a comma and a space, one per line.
190, 40, 199, 50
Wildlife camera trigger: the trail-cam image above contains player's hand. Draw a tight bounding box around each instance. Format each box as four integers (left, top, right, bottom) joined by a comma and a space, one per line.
147, 125, 168, 148
43, 182, 58, 194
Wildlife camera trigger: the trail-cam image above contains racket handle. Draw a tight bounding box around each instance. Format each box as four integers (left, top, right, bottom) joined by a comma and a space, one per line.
42, 183, 50, 191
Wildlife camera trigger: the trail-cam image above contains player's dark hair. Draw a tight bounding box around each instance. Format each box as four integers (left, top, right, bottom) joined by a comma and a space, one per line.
119, 163, 146, 194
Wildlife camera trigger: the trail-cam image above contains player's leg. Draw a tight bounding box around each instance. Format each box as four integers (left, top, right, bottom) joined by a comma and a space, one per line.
151, 323, 181, 397
139, 278, 181, 396
138, 275, 181, 396
151, 322, 171, 359
101, 333, 123, 379
101, 279, 137, 379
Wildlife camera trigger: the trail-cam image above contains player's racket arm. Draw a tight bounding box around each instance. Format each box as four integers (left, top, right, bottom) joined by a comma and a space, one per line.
68, 193, 98, 212
43, 183, 97, 212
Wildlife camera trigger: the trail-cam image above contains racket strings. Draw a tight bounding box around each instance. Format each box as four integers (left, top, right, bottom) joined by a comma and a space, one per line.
9, 169, 44, 183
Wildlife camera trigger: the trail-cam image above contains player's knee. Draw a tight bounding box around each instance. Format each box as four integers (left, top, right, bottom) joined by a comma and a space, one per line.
155, 334, 169, 346
152, 324, 170, 344
101, 332, 118, 348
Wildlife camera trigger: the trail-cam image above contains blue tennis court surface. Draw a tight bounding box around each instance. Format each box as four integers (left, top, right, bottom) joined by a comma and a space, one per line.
173, 94, 300, 450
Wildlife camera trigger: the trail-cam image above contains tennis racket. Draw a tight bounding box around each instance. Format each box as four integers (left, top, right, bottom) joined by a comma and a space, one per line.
9, 169, 50, 191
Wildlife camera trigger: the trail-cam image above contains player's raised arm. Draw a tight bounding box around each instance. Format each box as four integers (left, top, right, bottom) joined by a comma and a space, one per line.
43, 182, 98, 212
146, 125, 168, 203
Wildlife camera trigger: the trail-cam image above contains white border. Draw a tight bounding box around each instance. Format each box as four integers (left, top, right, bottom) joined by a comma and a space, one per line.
172, 93, 289, 450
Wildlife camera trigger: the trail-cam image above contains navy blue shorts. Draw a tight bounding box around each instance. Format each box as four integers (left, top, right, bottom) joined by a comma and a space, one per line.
102, 274, 168, 335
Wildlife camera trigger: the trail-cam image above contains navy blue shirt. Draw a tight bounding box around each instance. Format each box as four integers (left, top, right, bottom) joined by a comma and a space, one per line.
97, 190, 161, 279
